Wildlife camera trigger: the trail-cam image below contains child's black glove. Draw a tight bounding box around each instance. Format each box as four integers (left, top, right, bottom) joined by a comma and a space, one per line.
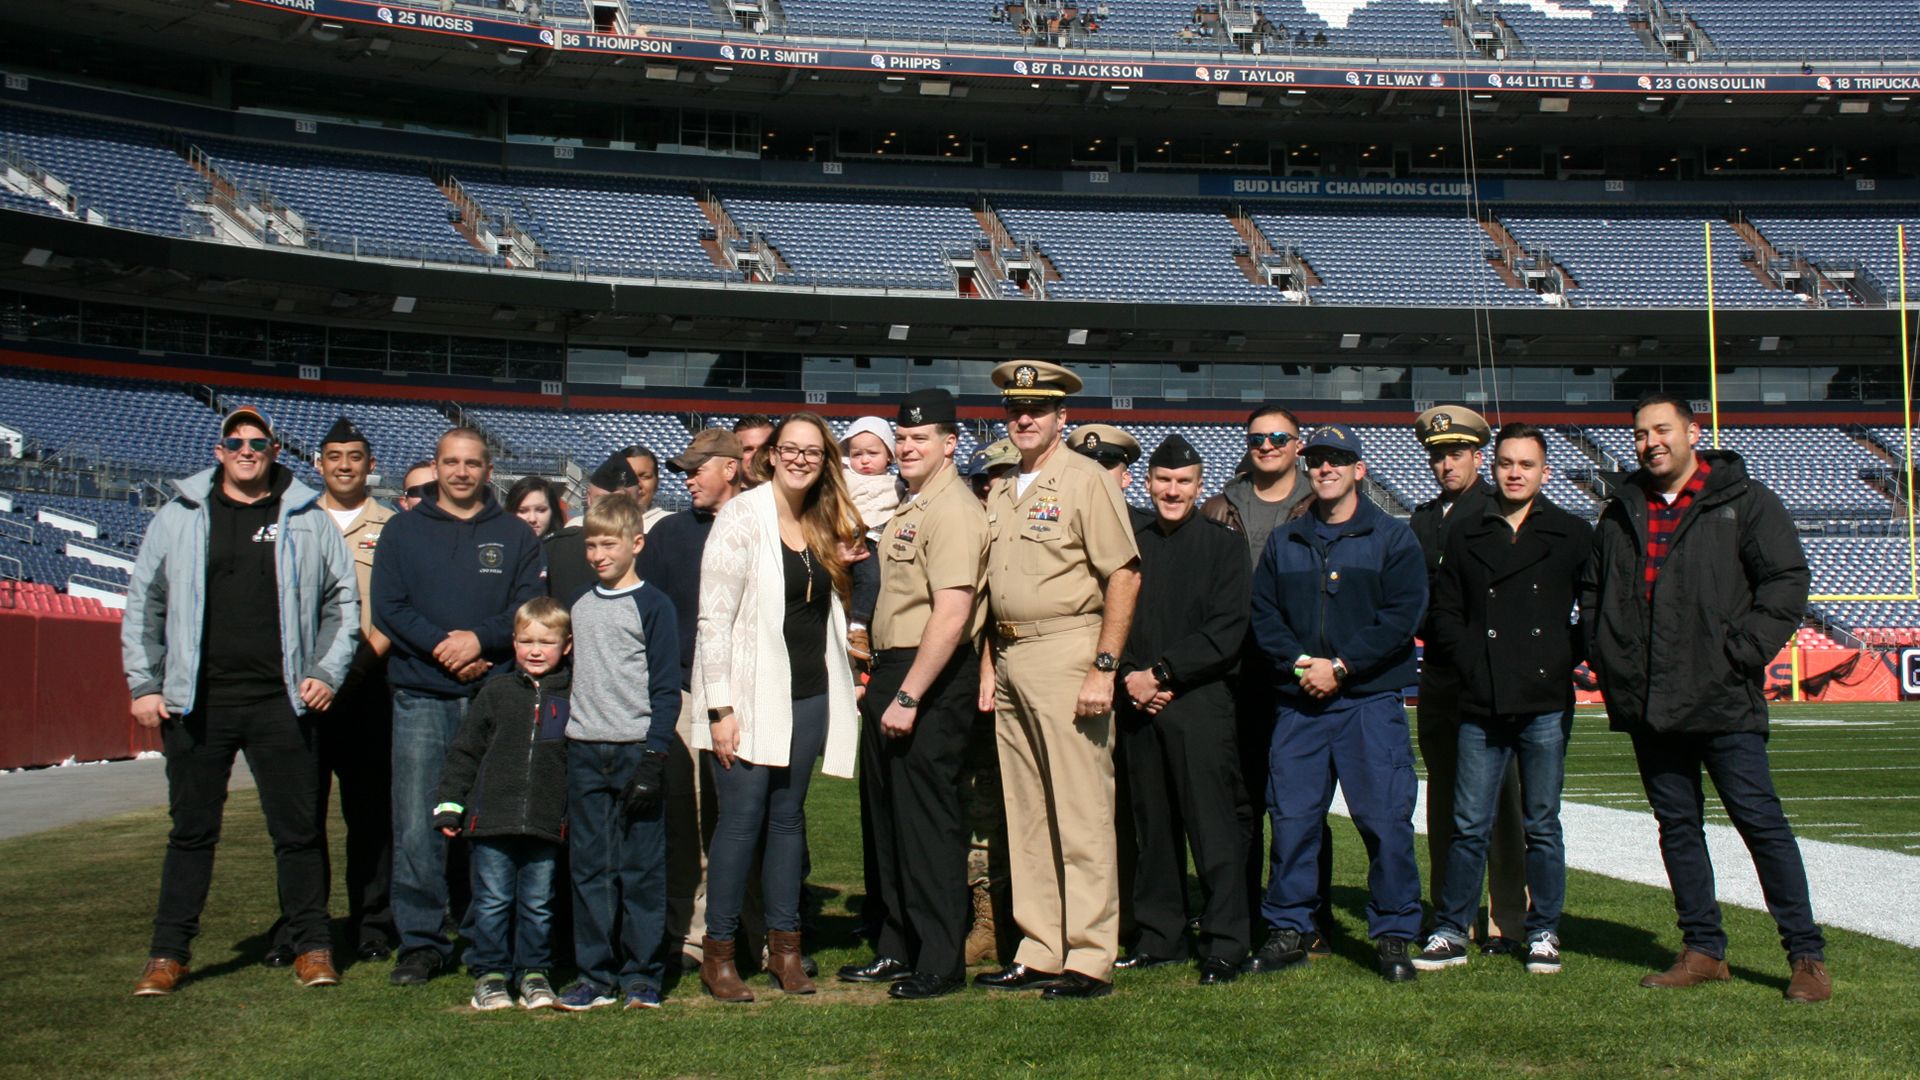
620, 751, 671, 820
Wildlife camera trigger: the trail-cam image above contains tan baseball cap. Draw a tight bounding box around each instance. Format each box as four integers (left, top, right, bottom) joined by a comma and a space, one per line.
668, 428, 745, 473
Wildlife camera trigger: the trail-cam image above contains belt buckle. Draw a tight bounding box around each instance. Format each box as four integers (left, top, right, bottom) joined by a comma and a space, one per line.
997, 621, 1022, 640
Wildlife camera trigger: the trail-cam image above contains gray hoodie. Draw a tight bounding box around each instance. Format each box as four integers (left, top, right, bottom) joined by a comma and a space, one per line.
122, 465, 359, 716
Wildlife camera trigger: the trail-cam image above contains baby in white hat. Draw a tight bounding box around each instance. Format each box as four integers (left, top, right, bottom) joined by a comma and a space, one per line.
841, 415, 900, 532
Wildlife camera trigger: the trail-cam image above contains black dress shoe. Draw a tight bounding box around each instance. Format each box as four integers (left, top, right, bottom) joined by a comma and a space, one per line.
357, 938, 394, 963
1244, 929, 1307, 974
1040, 972, 1113, 1000
262, 944, 296, 969
1377, 937, 1418, 983
838, 956, 912, 983
972, 963, 1063, 991
1113, 952, 1182, 972
1197, 957, 1240, 986
1479, 935, 1522, 958
889, 972, 965, 1000
388, 948, 446, 986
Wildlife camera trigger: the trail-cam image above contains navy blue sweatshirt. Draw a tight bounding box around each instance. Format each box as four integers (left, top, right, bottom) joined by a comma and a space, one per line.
371, 487, 547, 698
633, 508, 714, 691
1250, 496, 1427, 702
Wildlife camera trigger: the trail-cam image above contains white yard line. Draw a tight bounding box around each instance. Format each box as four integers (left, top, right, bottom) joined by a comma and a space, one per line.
1328, 783, 1920, 949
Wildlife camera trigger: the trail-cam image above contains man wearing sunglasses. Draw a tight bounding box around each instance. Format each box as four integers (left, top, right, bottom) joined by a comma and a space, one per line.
1248, 423, 1427, 983
1408, 405, 1528, 958
371, 426, 547, 986
127, 405, 360, 996
1201, 404, 1327, 955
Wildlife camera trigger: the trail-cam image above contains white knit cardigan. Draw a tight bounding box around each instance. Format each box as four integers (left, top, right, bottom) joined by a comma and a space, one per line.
689, 484, 859, 777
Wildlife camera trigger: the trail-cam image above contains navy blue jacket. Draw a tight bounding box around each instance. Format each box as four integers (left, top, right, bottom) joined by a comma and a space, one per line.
1250, 496, 1427, 702
634, 508, 715, 691
371, 487, 547, 698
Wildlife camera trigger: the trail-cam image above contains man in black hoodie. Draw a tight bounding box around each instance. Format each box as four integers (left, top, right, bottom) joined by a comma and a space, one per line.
1583, 393, 1828, 1004
372, 427, 546, 985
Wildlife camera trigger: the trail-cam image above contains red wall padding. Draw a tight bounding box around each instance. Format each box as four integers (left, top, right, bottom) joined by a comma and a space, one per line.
0, 606, 161, 769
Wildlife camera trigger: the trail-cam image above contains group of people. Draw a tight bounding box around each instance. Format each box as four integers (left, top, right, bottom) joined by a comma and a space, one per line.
121, 365, 1833, 1009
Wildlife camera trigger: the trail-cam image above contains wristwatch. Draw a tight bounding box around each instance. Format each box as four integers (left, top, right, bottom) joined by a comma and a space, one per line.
894, 689, 921, 708
1331, 658, 1350, 683
1093, 652, 1118, 672
1151, 661, 1174, 688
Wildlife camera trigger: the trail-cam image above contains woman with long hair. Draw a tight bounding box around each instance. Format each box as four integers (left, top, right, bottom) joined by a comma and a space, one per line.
691, 412, 865, 1001
505, 475, 566, 539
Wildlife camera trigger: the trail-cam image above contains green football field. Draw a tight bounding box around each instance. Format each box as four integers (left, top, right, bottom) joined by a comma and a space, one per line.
0, 701, 1914, 1080
1558, 702, 1920, 854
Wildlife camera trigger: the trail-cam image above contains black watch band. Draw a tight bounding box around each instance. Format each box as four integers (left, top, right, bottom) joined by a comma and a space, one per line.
1093, 652, 1118, 672
1151, 661, 1174, 688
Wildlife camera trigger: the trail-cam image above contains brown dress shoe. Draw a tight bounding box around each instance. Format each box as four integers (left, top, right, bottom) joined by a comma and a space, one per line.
294, 949, 341, 987
701, 937, 754, 1003
1785, 956, 1832, 1003
1640, 948, 1731, 989
134, 957, 189, 996
765, 929, 816, 994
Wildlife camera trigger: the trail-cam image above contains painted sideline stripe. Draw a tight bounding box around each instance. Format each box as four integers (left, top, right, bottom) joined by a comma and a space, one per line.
1327, 783, 1920, 949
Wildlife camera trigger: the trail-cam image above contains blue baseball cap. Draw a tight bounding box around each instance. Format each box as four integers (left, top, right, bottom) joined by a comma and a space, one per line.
1302, 423, 1364, 462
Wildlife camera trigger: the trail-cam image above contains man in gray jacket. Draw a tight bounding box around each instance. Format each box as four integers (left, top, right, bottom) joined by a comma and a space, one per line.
124, 405, 359, 997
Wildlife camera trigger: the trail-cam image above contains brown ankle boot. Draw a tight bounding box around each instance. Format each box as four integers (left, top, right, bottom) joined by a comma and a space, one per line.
964, 882, 997, 966
701, 937, 754, 1003
765, 929, 816, 994
1640, 948, 1731, 989
1785, 956, 1831, 1003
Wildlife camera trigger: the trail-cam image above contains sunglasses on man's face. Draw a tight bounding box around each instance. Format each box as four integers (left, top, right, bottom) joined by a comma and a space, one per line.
222, 437, 273, 454
1246, 431, 1298, 450
404, 483, 435, 499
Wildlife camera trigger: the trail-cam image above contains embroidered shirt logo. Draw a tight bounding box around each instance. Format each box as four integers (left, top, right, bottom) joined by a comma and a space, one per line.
251, 523, 279, 544
478, 542, 505, 572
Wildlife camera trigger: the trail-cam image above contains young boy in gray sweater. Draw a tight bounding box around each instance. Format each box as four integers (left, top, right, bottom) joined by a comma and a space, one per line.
554, 494, 682, 1011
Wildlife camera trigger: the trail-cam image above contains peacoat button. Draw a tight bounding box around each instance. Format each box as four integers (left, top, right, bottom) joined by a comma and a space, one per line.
1487, 629, 1498, 639
1531, 628, 1542, 637
1487, 588, 1496, 598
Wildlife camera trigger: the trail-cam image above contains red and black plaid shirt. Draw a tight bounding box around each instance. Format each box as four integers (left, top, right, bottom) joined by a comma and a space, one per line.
1644, 457, 1712, 600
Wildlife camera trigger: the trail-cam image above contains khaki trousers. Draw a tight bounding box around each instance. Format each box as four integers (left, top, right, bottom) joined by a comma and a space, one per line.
1418, 689, 1528, 940
666, 691, 714, 957
995, 623, 1118, 981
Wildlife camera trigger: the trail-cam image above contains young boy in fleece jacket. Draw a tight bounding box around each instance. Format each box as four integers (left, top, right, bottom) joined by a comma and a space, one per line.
554, 493, 682, 1011
434, 597, 574, 1011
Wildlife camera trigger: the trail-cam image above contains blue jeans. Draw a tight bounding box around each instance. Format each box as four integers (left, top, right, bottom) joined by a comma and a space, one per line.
706, 694, 828, 941
1434, 711, 1571, 943
466, 837, 558, 979
1262, 692, 1422, 941
1630, 729, 1825, 962
390, 690, 470, 960
568, 741, 669, 994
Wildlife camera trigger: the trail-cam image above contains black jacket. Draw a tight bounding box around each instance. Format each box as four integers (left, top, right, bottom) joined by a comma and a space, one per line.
543, 524, 596, 609
436, 664, 572, 844
1580, 451, 1808, 735
1428, 494, 1592, 719
1409, 479, 1497, 697
1119, 509, 1249, 708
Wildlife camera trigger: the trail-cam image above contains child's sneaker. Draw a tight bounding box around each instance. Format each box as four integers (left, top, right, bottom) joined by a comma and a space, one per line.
624, 985, 662, 1010
471, 973, 514, 1011
518, 972, 558, 1010
1411, 934, 1469, 971
1525, 935, 1563, 975
556, 982, 617, 1011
